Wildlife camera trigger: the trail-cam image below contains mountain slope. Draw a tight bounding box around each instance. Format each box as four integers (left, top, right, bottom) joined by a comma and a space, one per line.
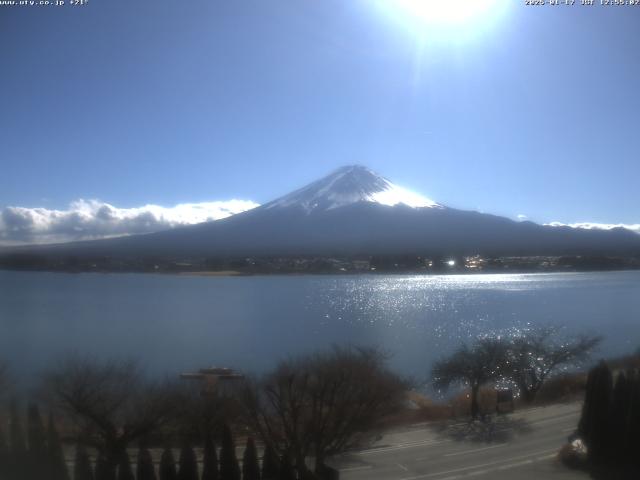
4, 165, 640, 259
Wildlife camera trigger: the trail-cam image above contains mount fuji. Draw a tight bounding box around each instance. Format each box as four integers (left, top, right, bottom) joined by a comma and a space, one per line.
262, 165, 442, 213
5, 165, 640, 260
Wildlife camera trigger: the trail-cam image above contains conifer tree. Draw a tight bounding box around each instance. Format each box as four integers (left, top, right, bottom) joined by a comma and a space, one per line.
201, 434, 218, 480
578, 364, 598, 439
95, 452, 114, 480
94, 452, 117, 480
9, 402, 26, 455
137, 447, 157, 480
260, 444, 279, 480
74, 444, 94, 480
27, 404, 47, 479
242, 437, 260, 480
47, 413, 70, 480
178, 445, 199, 480
159, 448, 178, 480
610, 371, 631, 462
578, 361, 613, 464
0, 425, 10, 480
117, 451, 135, 480
219, 425, 240, 480
625, 369, 640, 468
9, 401, 27, 480
278, 453, 295, 480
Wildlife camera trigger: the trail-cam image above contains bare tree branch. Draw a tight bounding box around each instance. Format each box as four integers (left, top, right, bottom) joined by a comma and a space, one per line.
506, 326, 601, 402
242, 346, 407, 474
432, 338, 509, 420
42, 355, 180, 475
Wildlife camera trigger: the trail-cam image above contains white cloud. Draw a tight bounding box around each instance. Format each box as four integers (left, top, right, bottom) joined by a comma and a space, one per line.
0, 198, 259, 246
546, 221, 640, 235
517, 214, 528, 221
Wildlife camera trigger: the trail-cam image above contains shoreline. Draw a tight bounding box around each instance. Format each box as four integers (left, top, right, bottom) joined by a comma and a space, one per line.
1, 266, 639, 277
177, 270, 246, 276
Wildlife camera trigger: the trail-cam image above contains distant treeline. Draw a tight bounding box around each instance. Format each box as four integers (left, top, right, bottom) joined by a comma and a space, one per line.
1, 252, 638, 275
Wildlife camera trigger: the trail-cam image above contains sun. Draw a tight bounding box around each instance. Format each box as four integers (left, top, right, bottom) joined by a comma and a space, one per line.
372, 0, 507, 39
392, 0, 500, 26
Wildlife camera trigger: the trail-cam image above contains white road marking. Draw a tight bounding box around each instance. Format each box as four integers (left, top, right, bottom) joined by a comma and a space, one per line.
354, 412, 579, 455
538, 454, 556, 461
398, 448, 557, 480
357, 439, 450, 455
414, 455, 432, 461
342, 404, 579, 478
339, 465, 372, 472
468, 470, 490, 477
443, 443, 506, 457
354, 412, 574, 457
528, 412, 579, 426
497, 459, 533, 470
428, 454, 558, 480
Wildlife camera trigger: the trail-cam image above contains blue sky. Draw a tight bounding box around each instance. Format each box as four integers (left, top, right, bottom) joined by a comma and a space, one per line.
1, 0, 638, 243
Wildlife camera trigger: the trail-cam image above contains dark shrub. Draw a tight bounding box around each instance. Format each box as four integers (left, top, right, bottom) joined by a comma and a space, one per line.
219, 425, 240, 480
261, 444, 279, 480
47, 413, 70, 480
160, 448, 178, 480
242, 437, 260, 480
74, 444, 95, 480
178, 445, 198, 480
137, 447, 157, 480
117, 451, 135, 480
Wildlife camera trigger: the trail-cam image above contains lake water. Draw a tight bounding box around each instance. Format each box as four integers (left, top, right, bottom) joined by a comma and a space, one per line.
1, 270, 639, 385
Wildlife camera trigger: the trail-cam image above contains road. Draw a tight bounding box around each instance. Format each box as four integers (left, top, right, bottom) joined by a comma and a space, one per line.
336, 402, 588, 480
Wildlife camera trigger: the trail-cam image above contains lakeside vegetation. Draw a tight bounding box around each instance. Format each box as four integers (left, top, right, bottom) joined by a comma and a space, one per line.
0, 326, 624, 480
1, 252, 639, 275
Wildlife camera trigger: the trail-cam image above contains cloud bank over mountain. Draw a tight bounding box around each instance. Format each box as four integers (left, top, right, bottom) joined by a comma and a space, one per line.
0, 199, 259, 246
546, 221, 640, 235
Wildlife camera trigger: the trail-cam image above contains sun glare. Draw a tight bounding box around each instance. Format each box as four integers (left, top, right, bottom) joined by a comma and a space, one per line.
373, 0, 506, 39
393, 0, 500, 25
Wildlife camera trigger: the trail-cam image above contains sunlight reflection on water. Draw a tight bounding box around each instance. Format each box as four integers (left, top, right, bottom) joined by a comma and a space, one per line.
1, 271, 639, 385
300, 272, 639, 381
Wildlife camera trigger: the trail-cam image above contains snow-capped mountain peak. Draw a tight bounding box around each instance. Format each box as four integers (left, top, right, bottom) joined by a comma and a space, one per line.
263, 165, 442, 213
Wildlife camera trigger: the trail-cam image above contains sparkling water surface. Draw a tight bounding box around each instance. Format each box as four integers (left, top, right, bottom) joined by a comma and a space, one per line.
1, 270, 639, 384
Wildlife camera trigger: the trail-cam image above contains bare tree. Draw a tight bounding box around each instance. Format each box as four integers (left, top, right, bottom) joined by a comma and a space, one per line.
242, 346, 407, 475
506, 327, 601, 402
172, 379, 243, 444
432, 338, 508, 420
42, 356, 179, 480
